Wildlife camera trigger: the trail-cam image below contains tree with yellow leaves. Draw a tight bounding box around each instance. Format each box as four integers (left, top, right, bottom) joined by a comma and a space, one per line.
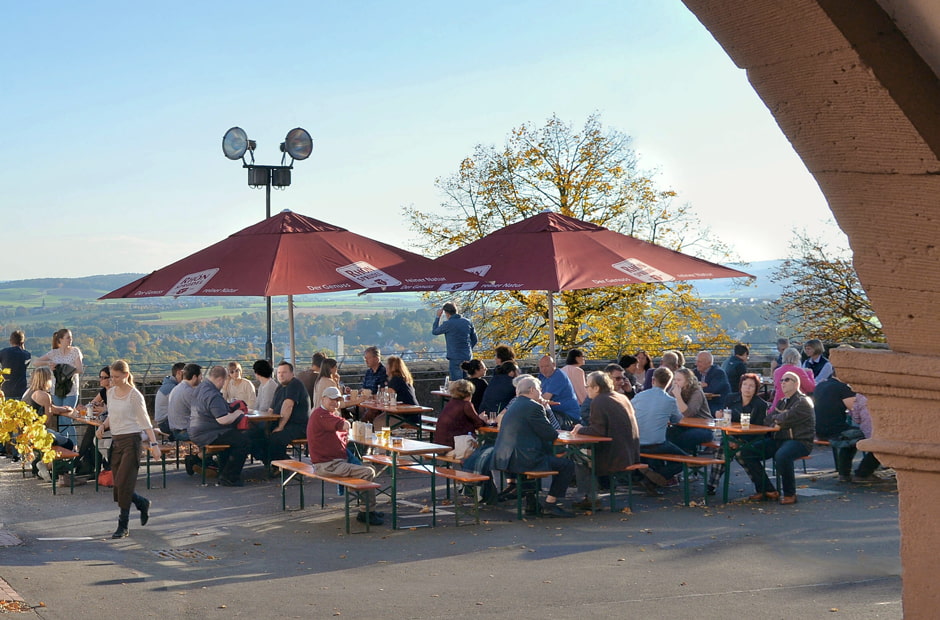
406, 113, 734, 358
0, 369, 55, 464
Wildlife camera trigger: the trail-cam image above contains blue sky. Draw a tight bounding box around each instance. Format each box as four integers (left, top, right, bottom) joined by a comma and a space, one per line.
1, 1, 841, 280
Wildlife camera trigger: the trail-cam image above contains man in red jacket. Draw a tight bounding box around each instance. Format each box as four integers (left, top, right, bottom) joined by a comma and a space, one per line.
306, 386, 383, 526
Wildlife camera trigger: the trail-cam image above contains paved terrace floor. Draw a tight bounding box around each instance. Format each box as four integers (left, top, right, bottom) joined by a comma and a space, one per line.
0, 448, 901, 619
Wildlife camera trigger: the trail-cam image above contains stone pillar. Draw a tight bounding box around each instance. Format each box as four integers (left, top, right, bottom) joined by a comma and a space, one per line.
679, 0, 940, 615
831, 347, 940, 615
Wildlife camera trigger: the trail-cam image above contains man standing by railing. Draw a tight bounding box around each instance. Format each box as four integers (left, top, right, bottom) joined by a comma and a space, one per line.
432, 302, 477, 381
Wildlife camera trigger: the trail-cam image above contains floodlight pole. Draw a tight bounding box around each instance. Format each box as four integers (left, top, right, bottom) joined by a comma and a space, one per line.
224, 126, 312, 364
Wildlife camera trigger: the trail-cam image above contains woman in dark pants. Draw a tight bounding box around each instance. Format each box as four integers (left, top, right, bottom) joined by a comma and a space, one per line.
95, 360, 162, 538
739, 371, 815, 505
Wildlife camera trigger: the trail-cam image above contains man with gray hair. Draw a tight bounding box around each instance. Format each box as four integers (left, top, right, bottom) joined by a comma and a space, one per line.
694, 351, 731, 414
493, 375, 575, 517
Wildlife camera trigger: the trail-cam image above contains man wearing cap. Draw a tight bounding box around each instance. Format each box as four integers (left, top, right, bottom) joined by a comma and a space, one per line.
307, 386, 384, 526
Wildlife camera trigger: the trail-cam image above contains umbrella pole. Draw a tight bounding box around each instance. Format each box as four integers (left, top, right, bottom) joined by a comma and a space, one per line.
265, 296, 273, 362
288, 294, 296, 366
548, 292, 556, 359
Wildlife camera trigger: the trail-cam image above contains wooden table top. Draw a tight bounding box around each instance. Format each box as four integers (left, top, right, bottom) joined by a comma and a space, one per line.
359, 400, 433, 414
350, 435, 450, 455
677, 417, 777, 434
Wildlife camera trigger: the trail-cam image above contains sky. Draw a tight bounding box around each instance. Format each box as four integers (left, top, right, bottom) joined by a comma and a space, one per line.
1, 1, 845, 280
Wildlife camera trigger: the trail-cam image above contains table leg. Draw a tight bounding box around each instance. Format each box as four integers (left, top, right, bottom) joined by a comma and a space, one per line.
391, 451, 399, 529
94, 435, 100, 492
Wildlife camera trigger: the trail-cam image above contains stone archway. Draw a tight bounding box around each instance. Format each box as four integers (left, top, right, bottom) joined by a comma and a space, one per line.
680, 0, 940, 616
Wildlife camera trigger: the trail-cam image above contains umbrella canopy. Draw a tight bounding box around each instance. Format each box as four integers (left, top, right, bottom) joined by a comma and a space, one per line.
101, 210, 483, 360
103, 210, 482, 299
432, 211, 753, 355
437, 211, 752, 291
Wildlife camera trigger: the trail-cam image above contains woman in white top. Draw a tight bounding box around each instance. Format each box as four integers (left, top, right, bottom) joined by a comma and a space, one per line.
95, 360, 161, 539
33, 329, 84, 442
312, 358, 340, 408
222, 361, 256, 408
560, 349, 588, 404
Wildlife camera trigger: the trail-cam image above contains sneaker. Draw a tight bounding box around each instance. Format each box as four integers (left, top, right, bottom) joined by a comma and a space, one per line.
838, 474, 853, 483
543, 502, 575, 518
663, 476, 680, 488
37, 465, 51, 482
852, 474, 881, 484
219, 477, 245, 487
356, 511, 384, 526
706, 485, 717, 496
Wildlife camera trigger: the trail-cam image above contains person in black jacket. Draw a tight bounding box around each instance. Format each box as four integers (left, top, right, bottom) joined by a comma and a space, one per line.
479, 361, 519, 415
492, 376, 574, 518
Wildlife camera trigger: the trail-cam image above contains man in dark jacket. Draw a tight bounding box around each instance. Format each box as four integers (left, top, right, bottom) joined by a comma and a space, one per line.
492, 376, 574, 518
739, 371, 815, 505
189, 365, 250, 487
571, 371, 641, 510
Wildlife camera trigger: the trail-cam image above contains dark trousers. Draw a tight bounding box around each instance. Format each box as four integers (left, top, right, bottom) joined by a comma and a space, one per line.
544, 455, 575, 499
855, 451, 881, 477
667, 426, 714, 454
111, 434, 142, 510
211, 428, 250, 482
641, 441, 687, 479
740, 438, 810, 496
267, 424, 306, 463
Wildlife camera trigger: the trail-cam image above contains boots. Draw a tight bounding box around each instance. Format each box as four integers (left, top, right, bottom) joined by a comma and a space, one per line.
112, 510, 130, 539
132, 493, 151, 526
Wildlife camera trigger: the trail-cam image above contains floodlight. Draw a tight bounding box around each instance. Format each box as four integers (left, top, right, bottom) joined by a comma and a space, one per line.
282, 127, 313, 161
222, 127, 250, 160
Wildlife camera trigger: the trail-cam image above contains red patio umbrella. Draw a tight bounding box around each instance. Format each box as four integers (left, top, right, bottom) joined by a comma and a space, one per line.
432, 211, 753, 355
101, 210, 483, 361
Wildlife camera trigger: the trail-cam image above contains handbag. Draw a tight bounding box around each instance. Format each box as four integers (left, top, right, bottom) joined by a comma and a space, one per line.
97, 469, 114, 487
448, 434, 479, 461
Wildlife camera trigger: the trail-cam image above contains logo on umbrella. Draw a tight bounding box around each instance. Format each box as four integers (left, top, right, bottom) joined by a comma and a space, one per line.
611, 259, 675, 283
336, 262, 403, 289
167, 268, 222, 296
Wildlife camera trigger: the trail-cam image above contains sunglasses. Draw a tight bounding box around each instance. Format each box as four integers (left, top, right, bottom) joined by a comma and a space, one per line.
781, 377, 796, 383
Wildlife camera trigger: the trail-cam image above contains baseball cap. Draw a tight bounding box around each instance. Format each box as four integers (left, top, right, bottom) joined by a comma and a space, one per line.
323, 386, 343, 400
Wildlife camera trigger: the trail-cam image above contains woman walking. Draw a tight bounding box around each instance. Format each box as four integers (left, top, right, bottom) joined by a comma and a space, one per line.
95, 360, 162, 538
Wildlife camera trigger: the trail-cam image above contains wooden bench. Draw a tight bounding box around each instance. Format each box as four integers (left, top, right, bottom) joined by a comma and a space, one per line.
814, 438, 838, 470
199, 444, 230, 486
271, 459, 381, 533
144, 445, 177, 489
399, 464, 490, 526
639, 453, 724, 506
607, 463, 650, 512
50, 446, 80, 495
511, 470, 558, 520
289, 438, 308, 460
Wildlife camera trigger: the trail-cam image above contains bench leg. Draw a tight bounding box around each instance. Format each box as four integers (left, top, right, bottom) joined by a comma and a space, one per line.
146, 453, 152, 490
162, 452, 168, 488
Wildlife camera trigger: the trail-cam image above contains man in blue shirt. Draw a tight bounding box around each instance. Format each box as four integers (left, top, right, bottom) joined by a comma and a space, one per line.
361, 346, 388, 394
631, 367, 686, 486
537, 355, 579, 429
432, 302, 478, 381
694, 351, 731, 414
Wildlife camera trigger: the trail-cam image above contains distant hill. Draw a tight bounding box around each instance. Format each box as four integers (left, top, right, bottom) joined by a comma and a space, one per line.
0, 263, 785, 306
691, 260, 783, 299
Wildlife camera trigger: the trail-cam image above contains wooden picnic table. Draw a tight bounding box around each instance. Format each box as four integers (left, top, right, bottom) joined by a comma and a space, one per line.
348, 435, 450, 529
677, 417, 778, 502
